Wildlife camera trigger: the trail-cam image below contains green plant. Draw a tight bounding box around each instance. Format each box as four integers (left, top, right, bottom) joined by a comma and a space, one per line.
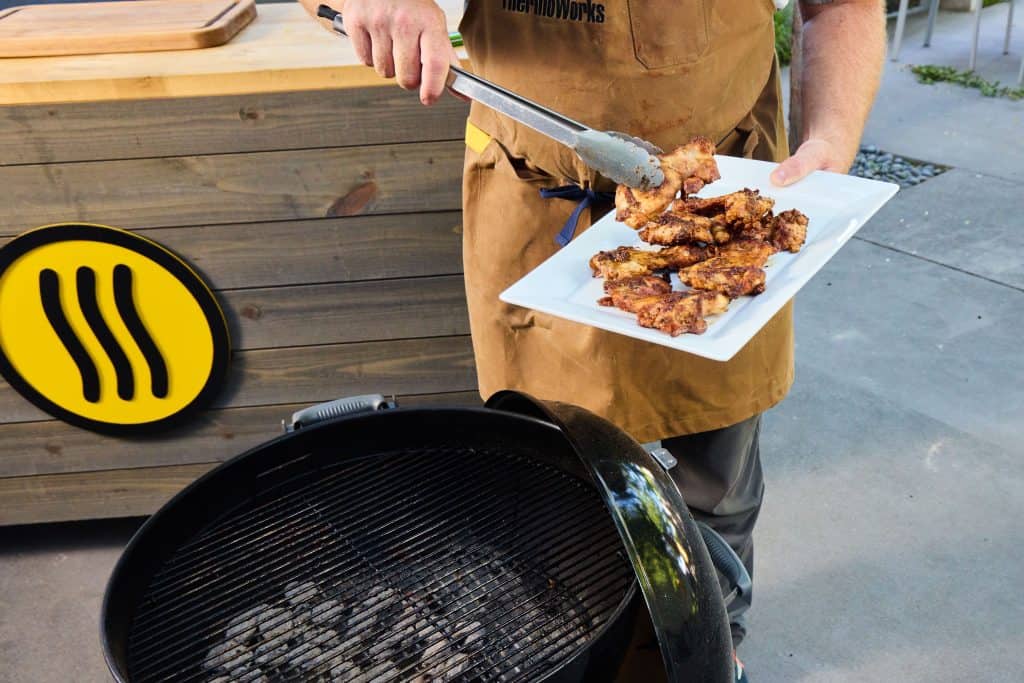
774, 3, 794, 67
911, 64, 1024, 100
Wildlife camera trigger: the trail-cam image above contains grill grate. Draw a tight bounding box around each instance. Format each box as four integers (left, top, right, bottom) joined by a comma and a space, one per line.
126, 445, 634, 682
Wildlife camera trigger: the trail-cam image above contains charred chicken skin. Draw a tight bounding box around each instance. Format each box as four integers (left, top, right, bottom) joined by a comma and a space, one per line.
771, 209, 809, 253
714, 238, 777, 267
659, 137, 721, 195
598, 275, 673, 312
681, 189, 775, 226
589, 245, 709, 280
599, 278, 729, 336
676, 238, 775, 298
637, 213, 719, 246
636, 290, 730, 336
678, 259, 767, 298
614, 137, 721, 229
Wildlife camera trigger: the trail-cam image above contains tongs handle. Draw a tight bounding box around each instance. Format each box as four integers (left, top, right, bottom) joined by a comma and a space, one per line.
443, 66, 584, 148
316, 4, 584, 149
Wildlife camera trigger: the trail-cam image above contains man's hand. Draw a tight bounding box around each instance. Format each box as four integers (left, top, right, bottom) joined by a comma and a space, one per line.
770, 137, 855, 187
769, 0, 886, 187
300, 0, 458, 105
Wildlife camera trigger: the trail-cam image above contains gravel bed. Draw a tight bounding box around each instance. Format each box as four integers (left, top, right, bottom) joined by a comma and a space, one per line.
849, 146, 947, 188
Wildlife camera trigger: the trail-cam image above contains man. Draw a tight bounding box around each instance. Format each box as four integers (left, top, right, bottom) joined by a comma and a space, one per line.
300, 0, 885, 678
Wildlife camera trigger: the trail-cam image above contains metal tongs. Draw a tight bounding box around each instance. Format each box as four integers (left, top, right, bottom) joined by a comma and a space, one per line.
316, 4, 664, 189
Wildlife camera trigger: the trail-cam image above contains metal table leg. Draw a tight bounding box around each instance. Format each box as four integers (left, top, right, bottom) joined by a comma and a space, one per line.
1006, 0, 1016, 54
892, 0, 911, 61
970, 0, 983, 71
924, 0, 941, 47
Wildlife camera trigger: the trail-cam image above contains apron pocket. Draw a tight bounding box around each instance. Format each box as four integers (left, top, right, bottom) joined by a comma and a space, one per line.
491, 140, 556, 185
627, 0, 710, 69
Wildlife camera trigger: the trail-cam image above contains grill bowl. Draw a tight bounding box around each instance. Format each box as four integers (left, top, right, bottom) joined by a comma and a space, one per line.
102, 408, 639, 683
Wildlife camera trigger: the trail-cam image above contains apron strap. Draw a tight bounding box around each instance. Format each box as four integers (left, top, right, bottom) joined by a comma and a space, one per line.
539, 185, 615, 247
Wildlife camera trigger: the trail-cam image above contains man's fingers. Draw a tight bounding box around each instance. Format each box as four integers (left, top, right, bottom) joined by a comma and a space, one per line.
370, 31, 395, 78
393, 30, 423, 90
770, 139, 832, 187
418, 30, 451, 105
349, 25, 373, 67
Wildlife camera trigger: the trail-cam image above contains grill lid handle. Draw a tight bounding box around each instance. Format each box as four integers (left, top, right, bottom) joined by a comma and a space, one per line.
485, 390, 735, 683
283, 394, 396, 432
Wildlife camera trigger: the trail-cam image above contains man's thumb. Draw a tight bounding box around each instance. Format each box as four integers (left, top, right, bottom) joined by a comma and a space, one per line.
771, 140, 834, 187
770, 155, 807, 187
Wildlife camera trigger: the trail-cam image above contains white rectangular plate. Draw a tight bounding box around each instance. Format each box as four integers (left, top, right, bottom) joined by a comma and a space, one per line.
500, 156, 899, 361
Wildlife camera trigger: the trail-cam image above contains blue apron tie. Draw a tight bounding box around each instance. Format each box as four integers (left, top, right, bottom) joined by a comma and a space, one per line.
539, 185, 615, 247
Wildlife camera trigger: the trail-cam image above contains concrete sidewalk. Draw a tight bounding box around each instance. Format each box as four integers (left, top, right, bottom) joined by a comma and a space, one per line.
743, 7, 1024, 680
1, 8, 1022, 683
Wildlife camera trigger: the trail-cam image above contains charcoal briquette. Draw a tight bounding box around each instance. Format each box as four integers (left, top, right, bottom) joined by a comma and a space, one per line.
311, 599, 346, 626
253, 641, 289, 666
329, 661, 359, 681
285, 580, 321, 605
203, 641, 250, 671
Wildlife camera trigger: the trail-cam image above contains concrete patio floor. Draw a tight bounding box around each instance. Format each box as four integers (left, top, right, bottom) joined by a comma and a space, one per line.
1, 6, 1022, 683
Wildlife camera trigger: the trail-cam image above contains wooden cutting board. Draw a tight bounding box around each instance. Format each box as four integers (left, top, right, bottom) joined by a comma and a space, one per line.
0, 0, 257, 58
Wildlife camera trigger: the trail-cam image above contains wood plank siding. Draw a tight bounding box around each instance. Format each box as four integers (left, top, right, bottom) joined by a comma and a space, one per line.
0, 85, 475, 524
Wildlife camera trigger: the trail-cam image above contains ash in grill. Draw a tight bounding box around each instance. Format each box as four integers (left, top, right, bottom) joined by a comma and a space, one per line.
126, 445, 634, 682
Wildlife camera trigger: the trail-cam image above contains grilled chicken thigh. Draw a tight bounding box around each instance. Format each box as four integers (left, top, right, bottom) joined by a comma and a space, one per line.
771, 209, 809, 253
614, 137, 720, 229
599, 277, 729, 336
589, 245, 709, 279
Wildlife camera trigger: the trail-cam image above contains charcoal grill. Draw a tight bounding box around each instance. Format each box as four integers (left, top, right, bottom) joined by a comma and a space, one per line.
102, 392, 735, 683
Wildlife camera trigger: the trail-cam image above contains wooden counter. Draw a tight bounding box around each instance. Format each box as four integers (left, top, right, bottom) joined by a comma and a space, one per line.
0, 2, 477, 525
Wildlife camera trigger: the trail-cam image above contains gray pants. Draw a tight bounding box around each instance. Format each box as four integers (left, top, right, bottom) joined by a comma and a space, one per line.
662, 414, 764, 647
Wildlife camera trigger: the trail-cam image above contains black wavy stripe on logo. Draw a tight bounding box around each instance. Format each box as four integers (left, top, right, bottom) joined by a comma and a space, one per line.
77, 266, 135, 401
38, 269, 101, 403
113, 264, 169, 399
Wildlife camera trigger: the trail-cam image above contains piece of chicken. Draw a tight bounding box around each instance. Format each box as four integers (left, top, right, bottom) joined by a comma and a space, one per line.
715, 238, 777, 268
681, 189, 775, 226
731, 215, 773, 242
599, 277, 729, 336
590, 245, 709, 280
659, 136, 721, 195
598, 275, 673, 312
638, 213, 719, 246
678, 259, 767, 298
771, 209, 809, 253
635, 290, 731, 336
614, 168, 682, 229
614, 137, 721, 229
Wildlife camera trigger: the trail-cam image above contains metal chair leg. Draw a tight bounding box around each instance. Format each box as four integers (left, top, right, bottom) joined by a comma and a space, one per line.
892, 0, 911, 61
1005, 0, 1015, 55
970, 0, 983, 71
924, 0, 940, 47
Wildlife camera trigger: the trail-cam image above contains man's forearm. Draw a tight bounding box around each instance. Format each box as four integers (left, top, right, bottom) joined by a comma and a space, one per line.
797, 0, 886, 171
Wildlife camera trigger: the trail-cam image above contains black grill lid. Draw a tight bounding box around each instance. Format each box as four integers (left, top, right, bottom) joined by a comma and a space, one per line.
487, 392, 734, 683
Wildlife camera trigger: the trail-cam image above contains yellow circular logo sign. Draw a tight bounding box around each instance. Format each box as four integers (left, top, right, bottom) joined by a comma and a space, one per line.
0, 224, 230, 434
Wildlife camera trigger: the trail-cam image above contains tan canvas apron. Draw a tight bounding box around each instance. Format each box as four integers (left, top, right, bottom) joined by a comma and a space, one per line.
459, 0, 793, 442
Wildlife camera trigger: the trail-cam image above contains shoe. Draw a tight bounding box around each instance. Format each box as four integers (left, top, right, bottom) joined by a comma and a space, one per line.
734, 651, 749, 683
